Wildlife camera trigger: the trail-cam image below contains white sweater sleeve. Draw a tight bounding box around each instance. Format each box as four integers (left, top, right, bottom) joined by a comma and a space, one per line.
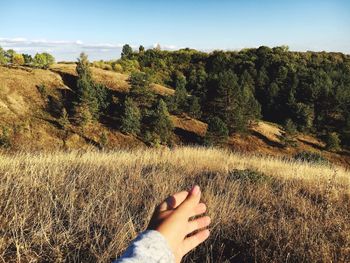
114, 230, 175, 263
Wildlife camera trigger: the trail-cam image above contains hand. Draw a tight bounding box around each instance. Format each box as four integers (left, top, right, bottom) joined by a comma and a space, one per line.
148, 186, 210, 263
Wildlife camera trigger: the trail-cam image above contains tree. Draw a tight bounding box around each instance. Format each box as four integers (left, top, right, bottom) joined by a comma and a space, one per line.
58, 108, 70, 129
33, 52, 55, 69
282, 119, 298, 147
187, 96, 202, 118
5, 49, 15, 63
121, 44, 133, 59
139, 45, 145, 53
325, 132, 341, 152
292, 103, 314, 132
120, 97, 141, 135
151, 99, 173, 145
22, 54, 33, 65
207, 70, 260, 133
204, 116, 229, 145
128, 72, 155, 109
74, 53, 99, 123
12, 53, 25, 65
172, 72, 188, 113
0, 47, 8, 64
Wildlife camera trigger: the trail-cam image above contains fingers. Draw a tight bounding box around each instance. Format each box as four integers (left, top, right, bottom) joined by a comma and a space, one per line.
177, 185, 201, 214
187, 216, 211, 235
183, 229, 210, 254
191, 203, 207, 218
157, 191, 189, 212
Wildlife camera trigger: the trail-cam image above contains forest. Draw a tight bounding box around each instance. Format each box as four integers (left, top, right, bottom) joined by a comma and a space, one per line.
1, 45, 350, 149
99, 44, 350, 148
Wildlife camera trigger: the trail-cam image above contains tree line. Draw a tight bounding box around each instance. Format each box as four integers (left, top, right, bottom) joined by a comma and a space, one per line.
0, 46, 55, 69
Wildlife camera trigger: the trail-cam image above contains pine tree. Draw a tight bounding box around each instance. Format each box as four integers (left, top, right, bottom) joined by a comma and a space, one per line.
172, 72, 188, 113
325, 132, 341, 152
151, 99, 173, 145
207, 71, 259, 133
204, 116, 229, 146
74, 53, 99, 124
187, 96, 202, 118
121, 44, 133, 59
58, 108, 70, 129
120, 97, 141, 135
128, 72, 155, 110
282, 119, 298, 147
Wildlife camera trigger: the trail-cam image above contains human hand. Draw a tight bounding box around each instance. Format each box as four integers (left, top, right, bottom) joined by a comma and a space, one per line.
148, 186, 210, 263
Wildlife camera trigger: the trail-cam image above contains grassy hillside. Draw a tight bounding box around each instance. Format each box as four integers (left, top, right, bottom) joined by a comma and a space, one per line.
1, 64, 349, 167
0, 147, 349, 262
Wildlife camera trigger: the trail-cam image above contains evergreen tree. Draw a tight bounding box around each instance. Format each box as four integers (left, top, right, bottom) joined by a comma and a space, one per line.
282, 119, 298, 147
22, 54, 33, 65
172, 72, 188, 113
325, 132, 341, 152
207, 70, 260, 133
121, 44, 133, 59
151, 99, 173, 145
120, 97, 141, 135
128, 72, 155, 109
58, 108, 70, 129
74, 53, 99, 123
187, 96, 202, 119
139, 45, 145, 53
204, 116, 229, 145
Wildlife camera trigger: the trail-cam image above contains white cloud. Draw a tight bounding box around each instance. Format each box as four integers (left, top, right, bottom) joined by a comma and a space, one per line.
0, 37, 181, 60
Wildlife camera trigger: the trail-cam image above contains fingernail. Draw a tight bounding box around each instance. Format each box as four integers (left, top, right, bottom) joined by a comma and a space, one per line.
191, 185, 200, 195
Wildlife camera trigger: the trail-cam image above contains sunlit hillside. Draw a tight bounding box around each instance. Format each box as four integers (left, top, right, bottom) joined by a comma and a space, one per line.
0, 147, 349, 262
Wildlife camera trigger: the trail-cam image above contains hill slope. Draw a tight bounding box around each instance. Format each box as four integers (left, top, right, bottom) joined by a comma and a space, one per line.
0, 64, 349, 167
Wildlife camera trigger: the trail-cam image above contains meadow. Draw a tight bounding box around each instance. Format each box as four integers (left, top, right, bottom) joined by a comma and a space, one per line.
0, 147, 349, 262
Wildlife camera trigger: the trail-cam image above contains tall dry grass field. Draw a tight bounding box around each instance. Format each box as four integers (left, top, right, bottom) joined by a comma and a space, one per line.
0, 147, 349, 262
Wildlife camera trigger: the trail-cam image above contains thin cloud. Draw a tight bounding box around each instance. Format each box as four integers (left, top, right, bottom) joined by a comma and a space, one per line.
0, 37, 182, 60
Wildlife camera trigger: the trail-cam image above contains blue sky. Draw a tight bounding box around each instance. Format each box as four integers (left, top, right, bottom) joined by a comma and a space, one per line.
1, 0, 349, 61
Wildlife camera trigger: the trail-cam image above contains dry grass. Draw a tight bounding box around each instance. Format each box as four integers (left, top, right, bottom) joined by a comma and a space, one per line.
50, 63, 174, 95
0, 147, 349, 262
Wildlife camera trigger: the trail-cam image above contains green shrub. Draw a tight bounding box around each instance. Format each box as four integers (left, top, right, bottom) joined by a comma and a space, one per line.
37, 84, 48, 98
113, 63, 123, 72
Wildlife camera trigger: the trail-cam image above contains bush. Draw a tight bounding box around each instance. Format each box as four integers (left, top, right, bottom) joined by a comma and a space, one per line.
37, 84, 48, 98
293, 151, 329, 165
12, 53, 25, 65
113, 63, 123, 72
